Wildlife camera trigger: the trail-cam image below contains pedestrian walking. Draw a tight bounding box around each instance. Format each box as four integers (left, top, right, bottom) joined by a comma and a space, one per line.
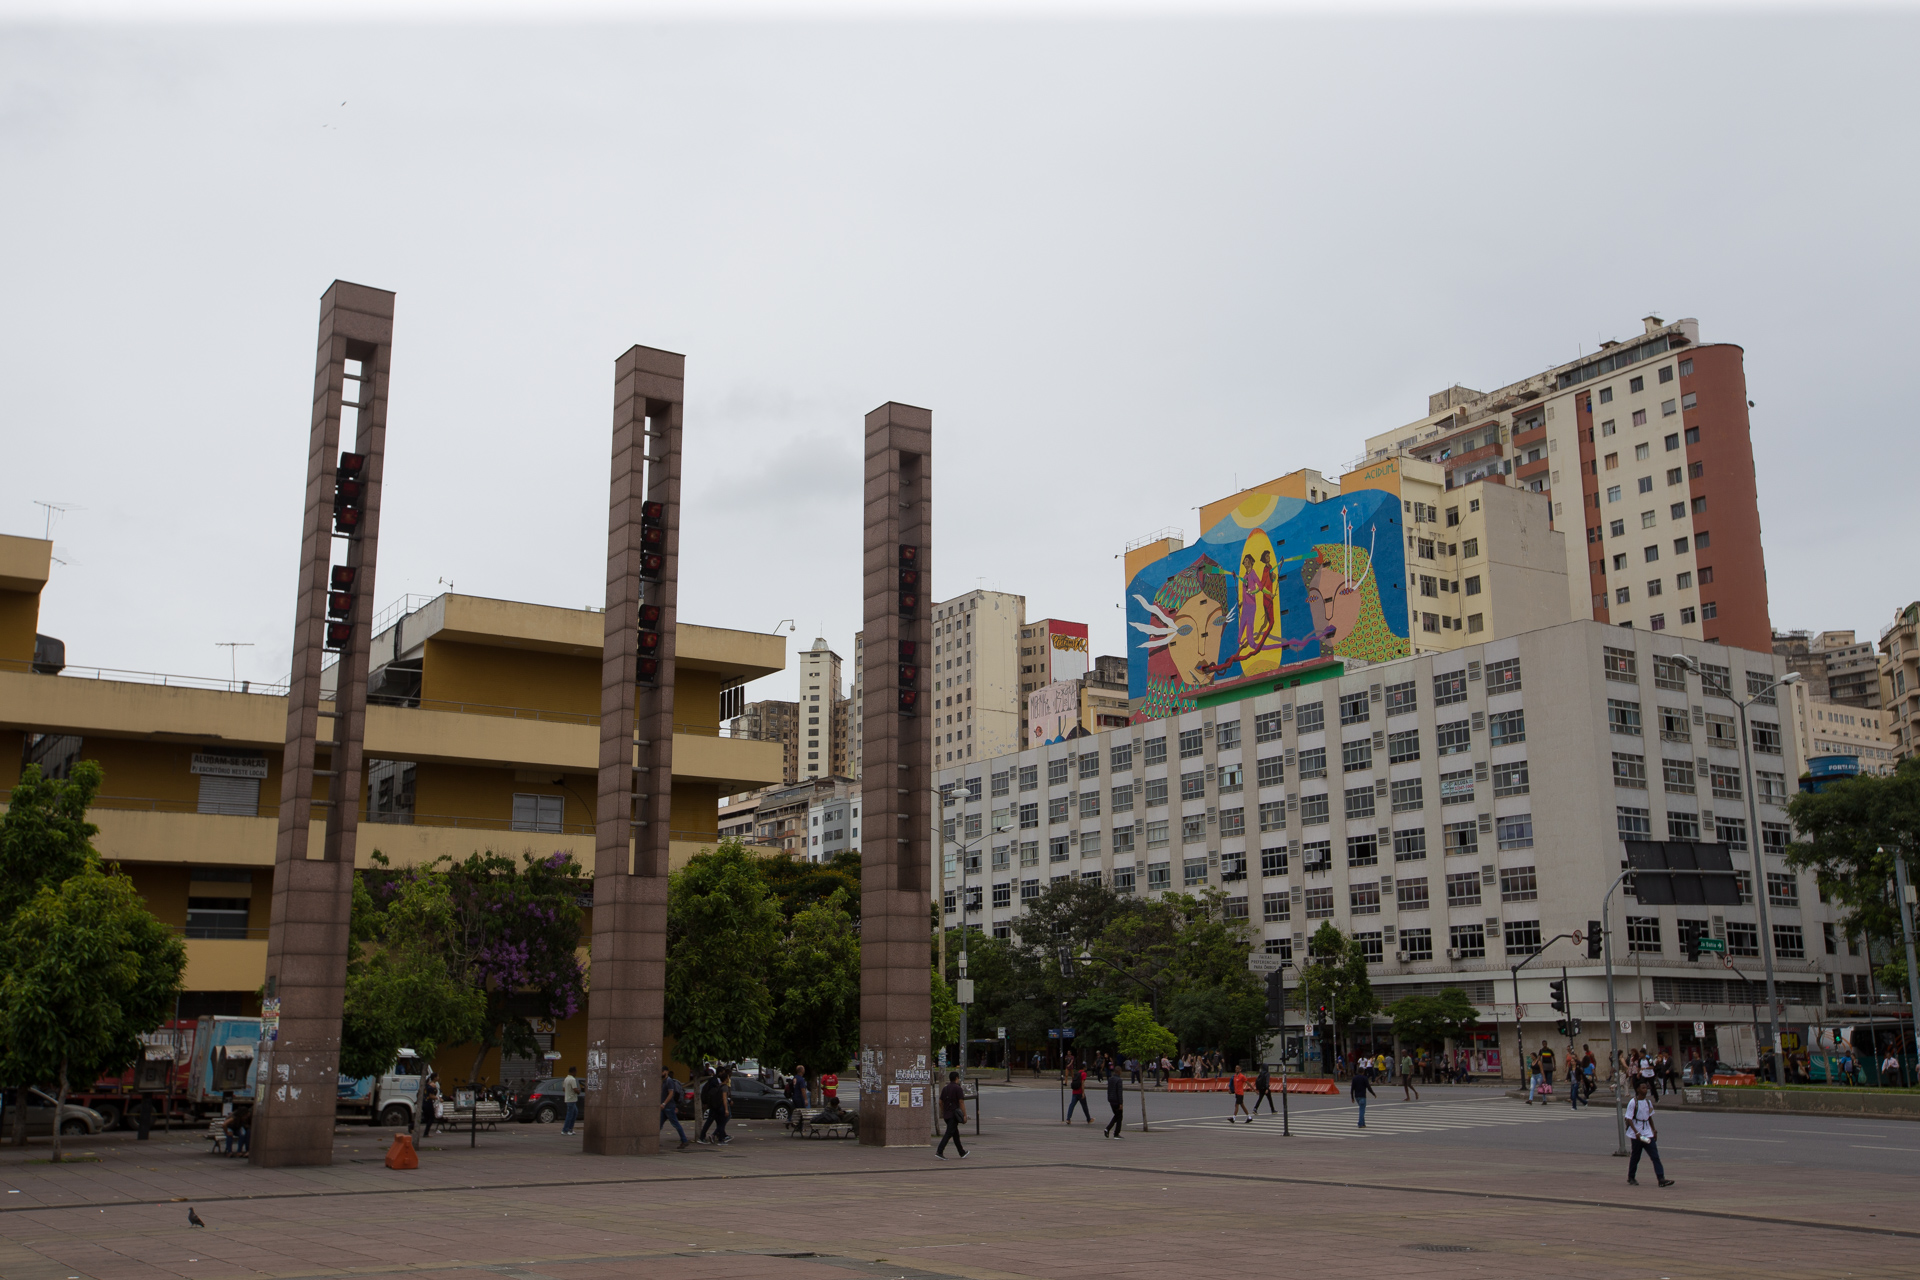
1103, 1066, 1126, 1138
1230, 1067, 1251, 1122
1254, 1062, 1277, 1113
557, 1067, 578, 1135
791, 1063, 809, 1109
1582, 1046, 1597, 1102
1129, 1056, 1141, 1085
1625, 1078, 1674, 1187
1351, 1061, 1375, 1128
1537, 1040, 1555, 1096
936, 1071, 969, 1158
1525, 1049, 1542, 1104
421, 1073, 441, 1138
1563, 1048, 1582, 1109
1401, 1055, 1420, 1101
660, 1073, 689, 1149
1066, 1065, 1092, 1123
698, 1068, 732, 1144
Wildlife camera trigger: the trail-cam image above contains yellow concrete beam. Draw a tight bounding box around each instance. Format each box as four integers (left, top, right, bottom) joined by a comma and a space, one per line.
183, 938, 269, 991
430, 595, 786, 681
0, 535, 52, 594
0, 669, 282, 743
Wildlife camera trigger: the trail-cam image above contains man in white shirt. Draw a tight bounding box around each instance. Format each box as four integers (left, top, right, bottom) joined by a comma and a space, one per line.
1625, 1078, 1674, 1188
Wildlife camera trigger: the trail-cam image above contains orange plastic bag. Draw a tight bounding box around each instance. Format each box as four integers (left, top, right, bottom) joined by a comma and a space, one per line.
385, 1134, 418, 1169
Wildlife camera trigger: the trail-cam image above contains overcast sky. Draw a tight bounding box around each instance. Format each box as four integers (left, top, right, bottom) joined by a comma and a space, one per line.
4, 7, 1915, 707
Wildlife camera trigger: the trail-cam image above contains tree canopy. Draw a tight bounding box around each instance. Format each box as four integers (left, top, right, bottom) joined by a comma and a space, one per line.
1787, 757, 1920, 989
0, 763, 185, 1159
762, 888, 861, 1076
665, 840, 785, 1067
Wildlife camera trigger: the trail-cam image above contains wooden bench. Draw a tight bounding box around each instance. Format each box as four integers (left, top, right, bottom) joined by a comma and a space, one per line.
206, 1117, 249, 1155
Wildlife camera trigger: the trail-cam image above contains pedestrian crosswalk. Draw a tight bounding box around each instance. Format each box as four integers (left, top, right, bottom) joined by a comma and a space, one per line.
1157, 1097, 1598, 1139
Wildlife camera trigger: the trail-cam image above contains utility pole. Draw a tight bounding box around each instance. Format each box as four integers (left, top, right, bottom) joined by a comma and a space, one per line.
215, 642, 255, 691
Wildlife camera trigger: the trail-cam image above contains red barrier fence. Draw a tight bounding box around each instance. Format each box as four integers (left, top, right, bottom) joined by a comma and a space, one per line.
1163, 1077, 1339, 1095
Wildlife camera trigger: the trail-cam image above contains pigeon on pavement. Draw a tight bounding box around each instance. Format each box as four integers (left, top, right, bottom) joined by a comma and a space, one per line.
188, 1208, 205, 1228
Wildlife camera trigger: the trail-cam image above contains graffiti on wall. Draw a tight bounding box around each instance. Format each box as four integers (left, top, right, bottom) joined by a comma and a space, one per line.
1028, 680, 1084, 749
1125, 488, 1410, 718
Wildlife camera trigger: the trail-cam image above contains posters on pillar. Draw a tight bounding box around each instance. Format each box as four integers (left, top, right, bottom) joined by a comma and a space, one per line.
1028, 681, 1084, 748
1125, 488, 1410, 720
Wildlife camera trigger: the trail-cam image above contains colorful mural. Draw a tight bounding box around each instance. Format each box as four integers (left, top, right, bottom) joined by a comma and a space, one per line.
1125, 488, 1410, 718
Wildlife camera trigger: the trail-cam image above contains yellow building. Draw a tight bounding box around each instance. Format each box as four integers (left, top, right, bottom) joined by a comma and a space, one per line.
0, 533, 785, 1070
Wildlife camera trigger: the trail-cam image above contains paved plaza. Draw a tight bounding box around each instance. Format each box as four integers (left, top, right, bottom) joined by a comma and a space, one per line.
2, 1082, 1915, 1280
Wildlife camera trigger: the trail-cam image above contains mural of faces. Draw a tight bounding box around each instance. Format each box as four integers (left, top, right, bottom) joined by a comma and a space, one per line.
1306, 563, 1365, 645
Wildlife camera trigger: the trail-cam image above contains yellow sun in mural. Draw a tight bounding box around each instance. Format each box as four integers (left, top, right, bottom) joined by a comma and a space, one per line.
1230, 493, 1279, 528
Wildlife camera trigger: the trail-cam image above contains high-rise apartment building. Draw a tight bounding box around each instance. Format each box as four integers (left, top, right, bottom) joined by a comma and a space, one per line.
1787, 682, 1896, 777
1880, 602, 1920, 764
795, 637, 848, 780
731, 699, 800, 784
853, 588, 1029, 777
1357, 316, 1772, 650
1774, 630, 1883, 710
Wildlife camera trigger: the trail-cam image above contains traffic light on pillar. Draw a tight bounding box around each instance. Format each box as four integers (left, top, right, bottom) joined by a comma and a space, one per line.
324, 564, 355, 652
898, 639, 919, 715
639, 501, 666, 581
1587, 920, 1603, 960
1686, 930, 1702, 963
637, 602, 663, 687
333, 452, 366, 536
1548, 979, 1568, 1016
898, 545, 920, 616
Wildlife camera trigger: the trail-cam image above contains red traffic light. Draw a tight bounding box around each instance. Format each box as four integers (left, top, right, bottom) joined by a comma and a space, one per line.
898, 688, 918, 715
327, 591, 354, 619
339, 452, 366, 477
638, 630, 663, 656
899, 544, 918, 567
900, 664, 919, 686
898, 640, 918, 661
638, 656, 661, 686
335, 478, 365, 504
898, 592, 919, 616
899, 567, 920, 591
642, 500, 666, 525
639, 603, 663, 627
640, 551, 665, 581
324, 621, 352, 651
640, 524, 666, 550
333, 505, 363, 535
330, 565, 356, 590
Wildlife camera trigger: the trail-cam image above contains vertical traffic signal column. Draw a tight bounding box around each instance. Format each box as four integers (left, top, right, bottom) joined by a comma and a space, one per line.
583, 345, 681, 1157
253, 281, 395, 1168
859, 402, 934, 1147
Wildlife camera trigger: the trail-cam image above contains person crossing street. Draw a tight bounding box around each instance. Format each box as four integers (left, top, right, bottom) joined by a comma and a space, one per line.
1625, 1078, 1674, 1188
1351, 1059, 1375, 1127
1066, 1064, 1092, 1124
1253, 1062, 1277, 1113
1103, 1065, 1126, 1138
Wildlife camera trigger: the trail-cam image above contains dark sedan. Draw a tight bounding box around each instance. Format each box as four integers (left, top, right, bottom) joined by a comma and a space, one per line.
514, 1077, 577, 1124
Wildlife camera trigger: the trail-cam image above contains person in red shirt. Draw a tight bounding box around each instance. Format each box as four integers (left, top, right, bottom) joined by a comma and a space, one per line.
820, 1071, 838, 1103
1230, 1068, 1252, 1123
1066, 1065, 1092, 1123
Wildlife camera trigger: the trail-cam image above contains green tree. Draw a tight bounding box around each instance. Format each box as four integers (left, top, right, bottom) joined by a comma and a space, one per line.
1787, 758, 1920, 991
757, 850, 861, 921
340, 871, 486, 1082
665, 840, 784, 1068
1297, 923, 1378, 1068
931, 966, 961, 1052
0, 865, 185, 1161
362, 848, 590, 1082
764, 889, 860, 1080
1113, 1001, 1176, 1132
0, 762, 106, 920
1389, 987, 1479, 1050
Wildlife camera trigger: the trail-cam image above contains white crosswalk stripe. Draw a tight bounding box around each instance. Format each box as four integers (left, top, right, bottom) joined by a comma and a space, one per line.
1157, 1098, 1600, 1138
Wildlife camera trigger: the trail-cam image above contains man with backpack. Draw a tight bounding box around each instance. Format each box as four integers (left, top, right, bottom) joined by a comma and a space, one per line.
1065, 1063, 1092, 1124
660, 1073, 689, 1150
1625, 1077, 1675, 1188
698, 1068, 732, 1145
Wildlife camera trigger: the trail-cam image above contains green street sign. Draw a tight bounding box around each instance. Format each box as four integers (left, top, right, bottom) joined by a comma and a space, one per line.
1696, 937, 1726, 953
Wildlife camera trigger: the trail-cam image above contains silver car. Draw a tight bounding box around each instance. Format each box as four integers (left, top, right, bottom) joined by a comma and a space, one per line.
5, 1088, 107, 1137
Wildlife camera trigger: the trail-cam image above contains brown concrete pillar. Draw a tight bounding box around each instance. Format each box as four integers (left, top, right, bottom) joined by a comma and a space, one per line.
859, 402, 934, 1146
252, 281, 395, 1168
583, 345, 682, 1156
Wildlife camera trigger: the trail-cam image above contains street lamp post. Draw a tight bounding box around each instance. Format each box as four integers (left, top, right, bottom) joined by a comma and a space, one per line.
947, 823, 1009, 1088
1676, 654, 1798, 1085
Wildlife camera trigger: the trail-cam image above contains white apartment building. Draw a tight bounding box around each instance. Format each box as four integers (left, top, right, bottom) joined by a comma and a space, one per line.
796, 637, 845, 780
1358, 316, 1774, 655
1788, 683, 1896, 777
807, 782, 860, 861
853, 588, 1028, 779
936, 619, 1862, 1076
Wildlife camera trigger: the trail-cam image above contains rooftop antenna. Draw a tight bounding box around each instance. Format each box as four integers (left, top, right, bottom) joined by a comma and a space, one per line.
32, 500, 82, 540
215, 642, 255, 689
437, 576, 455, 592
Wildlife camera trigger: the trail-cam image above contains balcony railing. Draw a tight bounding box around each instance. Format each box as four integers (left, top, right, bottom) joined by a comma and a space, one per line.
0, 658, 286, 696
3, 793, 598, 838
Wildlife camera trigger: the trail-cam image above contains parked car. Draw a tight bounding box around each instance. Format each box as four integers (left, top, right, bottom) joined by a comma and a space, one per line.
2, 1088, 108, 1136
514, 1078, 578, 1125
720, 1075, 796, 1122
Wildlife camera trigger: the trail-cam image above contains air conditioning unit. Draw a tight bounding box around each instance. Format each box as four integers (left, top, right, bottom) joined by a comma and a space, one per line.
1446, 947, 1461, 961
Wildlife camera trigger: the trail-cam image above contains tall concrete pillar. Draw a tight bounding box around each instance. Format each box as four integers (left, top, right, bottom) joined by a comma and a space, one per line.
252, 281, 395, 1167
583, 345, 682, 1156
859, 402, 934, 1146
